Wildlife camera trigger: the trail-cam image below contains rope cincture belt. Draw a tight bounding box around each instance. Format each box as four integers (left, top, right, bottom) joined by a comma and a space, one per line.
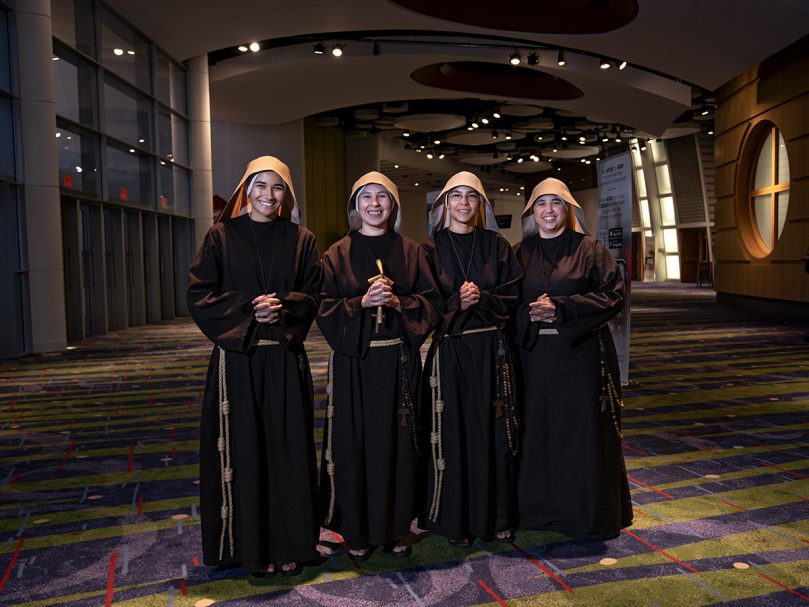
428, 324, 519, 523
323, 337, 406, 526
216, 346, 235, 560
215, 338, 281, 559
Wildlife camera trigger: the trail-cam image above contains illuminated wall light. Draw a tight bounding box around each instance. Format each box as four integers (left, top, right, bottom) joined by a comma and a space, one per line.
113, 48, 124, 56
312, 43, 325, 55
331, 43, 344, 57
509, 49, 521, 65
249, 42, 261, 52
599, 56, 611, 69
238, 45, 249, 52
557, 49, 566, 66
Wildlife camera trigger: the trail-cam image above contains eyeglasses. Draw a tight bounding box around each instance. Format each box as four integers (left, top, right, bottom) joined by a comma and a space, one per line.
448, 191, 481, 204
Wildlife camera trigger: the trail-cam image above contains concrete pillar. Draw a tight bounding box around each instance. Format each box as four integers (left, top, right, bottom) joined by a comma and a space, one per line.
17, 0, 67, 352
188, 55, 213, 249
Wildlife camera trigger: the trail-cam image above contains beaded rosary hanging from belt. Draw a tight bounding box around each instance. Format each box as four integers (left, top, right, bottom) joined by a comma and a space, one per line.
248, 217, 279, 296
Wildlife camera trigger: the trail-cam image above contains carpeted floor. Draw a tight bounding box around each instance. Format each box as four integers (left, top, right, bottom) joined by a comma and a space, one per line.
1, 283, 807, 606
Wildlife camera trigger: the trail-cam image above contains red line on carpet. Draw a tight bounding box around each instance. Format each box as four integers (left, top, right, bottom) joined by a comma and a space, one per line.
0, 538, 25, 593
622, 529, 698, 573
179, 579, 188, 595
626, 475, 675, 499
623, 444, 650, 456
758, 572, 809, 601
757, 462, 808, 480
632, 507, 650, 517
127, 444, 134, 472
510, 543, 574, 593
59, 441, 76, 469
136, 494, 143, 516
477, 579, 509, 606
191, 557, 200, 566
104, 551, 118, 607
718, 498, 748, 511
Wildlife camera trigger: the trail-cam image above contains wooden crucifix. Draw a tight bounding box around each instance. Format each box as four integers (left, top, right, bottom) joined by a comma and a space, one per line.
367, 258, 390, 334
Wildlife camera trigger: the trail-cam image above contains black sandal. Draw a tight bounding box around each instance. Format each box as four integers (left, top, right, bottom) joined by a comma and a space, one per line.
279, 561, 303, 577
384, 541, 412, 558
448, 536, 472, 548
348, 546, 372, 563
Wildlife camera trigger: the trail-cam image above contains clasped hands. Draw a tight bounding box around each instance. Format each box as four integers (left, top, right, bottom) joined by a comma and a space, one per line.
253, 293, 282, 324
361, 277, 401, 312
459, 281, 480, 311
529, 293, 556, 323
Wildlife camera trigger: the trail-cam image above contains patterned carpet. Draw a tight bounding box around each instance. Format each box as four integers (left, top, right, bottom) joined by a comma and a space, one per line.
1, 283, 807, 606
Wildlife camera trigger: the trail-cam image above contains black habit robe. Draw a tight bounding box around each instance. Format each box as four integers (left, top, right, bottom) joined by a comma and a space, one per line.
513, 229, 633, 540
316, 230, 440, 549
421, 227, 523, 541
187, 214, 321, 571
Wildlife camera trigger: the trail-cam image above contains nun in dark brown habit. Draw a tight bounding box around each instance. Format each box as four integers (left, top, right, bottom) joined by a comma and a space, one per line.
317, 171, 440, 562
421, 171, 523, 546
187, 156, 320, 579
513, 177, 632, 540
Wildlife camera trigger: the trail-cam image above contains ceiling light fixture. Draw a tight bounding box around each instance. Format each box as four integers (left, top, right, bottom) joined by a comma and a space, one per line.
402, 131, 410, 137
527, 51, 539, 66
640, 141, 647, 151
599, 57, 611, 69
332, 43, 344, 57
249, 42, 260, 53
557, 50, 566, 66
493, 112, 501, 119
313, 43, 325, 55
113, 48, 124, 56
238, 45, 249, 53
509, 49, 521, 65
471, 122, 479, 129
615, 60, 627, 70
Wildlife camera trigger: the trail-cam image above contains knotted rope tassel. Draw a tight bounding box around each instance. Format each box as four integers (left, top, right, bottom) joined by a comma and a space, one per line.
217, 347, 235, 559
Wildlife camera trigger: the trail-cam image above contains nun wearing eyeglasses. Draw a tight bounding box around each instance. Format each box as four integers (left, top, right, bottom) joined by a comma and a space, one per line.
316, 172, 440, 562
421, 171, 523, 547
187, 156, 321, 579
514, 177, 632, 540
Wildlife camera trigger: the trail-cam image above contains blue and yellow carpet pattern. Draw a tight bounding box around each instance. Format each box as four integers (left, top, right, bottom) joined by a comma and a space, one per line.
1, 284, 807, 606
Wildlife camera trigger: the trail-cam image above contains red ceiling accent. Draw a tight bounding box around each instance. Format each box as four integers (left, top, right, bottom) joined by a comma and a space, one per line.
390, 0, 638, 34
411, 62, 583, 100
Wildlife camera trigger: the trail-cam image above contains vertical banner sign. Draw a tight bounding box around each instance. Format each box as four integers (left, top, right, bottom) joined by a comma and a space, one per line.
597, 152, 632, 385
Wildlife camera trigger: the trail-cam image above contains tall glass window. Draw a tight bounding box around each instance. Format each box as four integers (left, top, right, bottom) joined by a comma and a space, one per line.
100, 7, 150, 92
107, 143, 153, 204
52, 45, 97, 127
51, 0, 95, 57
56, 122, 99, 196
103, 77, 152, 151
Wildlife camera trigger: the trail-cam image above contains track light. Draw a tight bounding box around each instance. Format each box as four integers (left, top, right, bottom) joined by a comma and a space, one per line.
249, 42, 260, 53
481, 118, 489, 124
402, 131, 410, 137
615, 59, 627, 70
509, 49, 521, 65
493, 112, 501, 119
313, 43, 325, 55
557, 50, 566, 66
599, 57, 610, 69
505, 132, 512, 140
471, 122, 479, 129
492, 131, 498, 139
332, 44, 344, 57
640, 141, 647, 151
527, 51, 539, 66
237, 45, 248, 53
